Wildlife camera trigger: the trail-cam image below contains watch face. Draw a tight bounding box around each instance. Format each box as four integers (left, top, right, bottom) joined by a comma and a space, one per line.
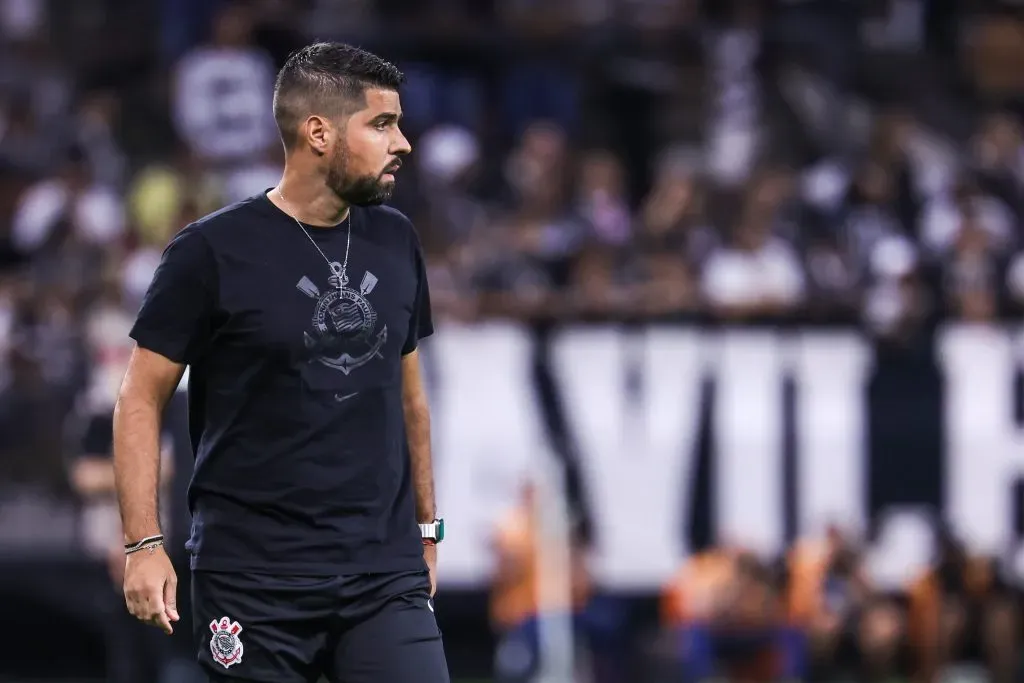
436, 519, 445, 542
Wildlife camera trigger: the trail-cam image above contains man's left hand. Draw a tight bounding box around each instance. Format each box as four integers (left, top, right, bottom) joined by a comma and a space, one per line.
424, 543, 437, 597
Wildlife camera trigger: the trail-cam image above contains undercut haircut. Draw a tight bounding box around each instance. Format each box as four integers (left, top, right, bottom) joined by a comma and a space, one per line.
273, 42, 405, 150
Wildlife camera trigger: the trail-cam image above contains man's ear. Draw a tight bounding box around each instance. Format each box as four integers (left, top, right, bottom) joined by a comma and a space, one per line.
304, 115, 330, 156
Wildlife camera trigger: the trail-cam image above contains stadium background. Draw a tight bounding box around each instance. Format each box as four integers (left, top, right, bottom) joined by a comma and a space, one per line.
2, 0, 1024, 681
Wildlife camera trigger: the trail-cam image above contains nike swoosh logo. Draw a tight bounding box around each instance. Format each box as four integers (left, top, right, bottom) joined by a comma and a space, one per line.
334, 392, 359, 403
427, 599, 435, 613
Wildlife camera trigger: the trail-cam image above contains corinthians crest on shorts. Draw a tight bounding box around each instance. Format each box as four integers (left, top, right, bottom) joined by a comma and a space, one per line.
209, 617, 244, 668
296, 268, 388, 375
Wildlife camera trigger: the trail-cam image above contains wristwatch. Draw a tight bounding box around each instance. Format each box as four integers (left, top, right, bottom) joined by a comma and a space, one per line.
419, 518, 445, 544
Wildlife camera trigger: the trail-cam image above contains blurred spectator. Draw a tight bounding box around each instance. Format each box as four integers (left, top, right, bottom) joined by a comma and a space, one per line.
919, 175, 1013, 257
701, 177, 806, 321
786, 526, 905, 682
474, 122, 585, 319
938, 204, 1011, 322
576, 150, 632, 249
69, 387, 183, 683
413, 124, 487, 321
840, 113, 924, 264
970, 111, 1024, 224
0, 344, 67, 489
128, 143, 223, 250
490, 479, 591, 683
415, 124, 486, 245
68, 262, 200, 683
10, 146, 125, 299
0, 279, 83, 491
662, 547, 792, 682
71, 89, 126, 189
73, 91, 127, 190
907, 528, 1020, 683
843, 160, 912, 269
637, 153, 716, 266
624, 154, 710, 318
504, 121, 572, 213
71, 415, 174, 585
172, 1, 277, 171
705, 0, 763, 186
0, 37, 71, 129
563, 150, 636, 318
862, 235, 935, 344
801, 218, 860, 320
0, 93, 60, 177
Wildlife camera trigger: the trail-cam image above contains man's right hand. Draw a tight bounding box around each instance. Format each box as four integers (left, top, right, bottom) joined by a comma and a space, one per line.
123, 545, 179, 635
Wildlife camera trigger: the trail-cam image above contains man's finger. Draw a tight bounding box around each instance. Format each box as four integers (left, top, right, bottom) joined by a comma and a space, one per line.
164, 576, 180, 622
151, 612, 174, 635
139, 585, 166, 625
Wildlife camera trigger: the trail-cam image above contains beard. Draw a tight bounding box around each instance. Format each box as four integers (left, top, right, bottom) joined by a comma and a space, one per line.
326, 140, 395, 207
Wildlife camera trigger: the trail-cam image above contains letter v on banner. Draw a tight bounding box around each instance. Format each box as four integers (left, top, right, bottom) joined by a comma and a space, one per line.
551, 327, 706, 589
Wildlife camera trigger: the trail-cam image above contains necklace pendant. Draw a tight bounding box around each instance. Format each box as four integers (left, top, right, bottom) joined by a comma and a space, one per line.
328, 261, 348, 290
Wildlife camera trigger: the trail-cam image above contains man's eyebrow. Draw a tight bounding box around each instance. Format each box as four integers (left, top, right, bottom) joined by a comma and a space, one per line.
370, 112, 402, 124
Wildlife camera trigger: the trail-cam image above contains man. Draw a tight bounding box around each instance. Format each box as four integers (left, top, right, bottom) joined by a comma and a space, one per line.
112, 42, 448, 683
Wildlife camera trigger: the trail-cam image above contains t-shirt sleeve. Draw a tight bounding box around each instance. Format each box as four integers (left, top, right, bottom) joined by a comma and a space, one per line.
402, 236, 434, 355
129, 225, 217, 364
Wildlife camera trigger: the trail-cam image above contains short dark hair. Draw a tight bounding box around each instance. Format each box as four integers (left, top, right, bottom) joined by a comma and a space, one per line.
273, 42, 405, 149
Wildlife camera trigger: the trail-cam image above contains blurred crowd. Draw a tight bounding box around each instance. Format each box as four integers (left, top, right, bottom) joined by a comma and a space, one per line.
3, 0, 1024, 681
7, 0, 1024, 486
661, 524, 1022, 683
494, 482, 1024, 683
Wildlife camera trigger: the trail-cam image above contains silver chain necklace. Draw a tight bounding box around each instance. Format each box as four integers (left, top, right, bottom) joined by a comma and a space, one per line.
277, 188, 351, 290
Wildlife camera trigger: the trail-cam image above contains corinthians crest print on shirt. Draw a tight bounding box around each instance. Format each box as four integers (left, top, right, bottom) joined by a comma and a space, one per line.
296, 266, 388, 375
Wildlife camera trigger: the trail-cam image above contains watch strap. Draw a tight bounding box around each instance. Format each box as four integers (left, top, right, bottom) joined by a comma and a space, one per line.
419, 519, 444, 543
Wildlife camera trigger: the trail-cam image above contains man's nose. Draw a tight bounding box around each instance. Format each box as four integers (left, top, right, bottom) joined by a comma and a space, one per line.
392, 129, 412, 156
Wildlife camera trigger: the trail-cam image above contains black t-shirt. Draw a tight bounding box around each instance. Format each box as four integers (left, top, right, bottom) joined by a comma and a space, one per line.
130, 193, 434, 574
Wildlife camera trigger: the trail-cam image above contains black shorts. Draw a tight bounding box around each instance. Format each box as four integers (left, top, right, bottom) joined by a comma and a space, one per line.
192, 569, 449, 683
